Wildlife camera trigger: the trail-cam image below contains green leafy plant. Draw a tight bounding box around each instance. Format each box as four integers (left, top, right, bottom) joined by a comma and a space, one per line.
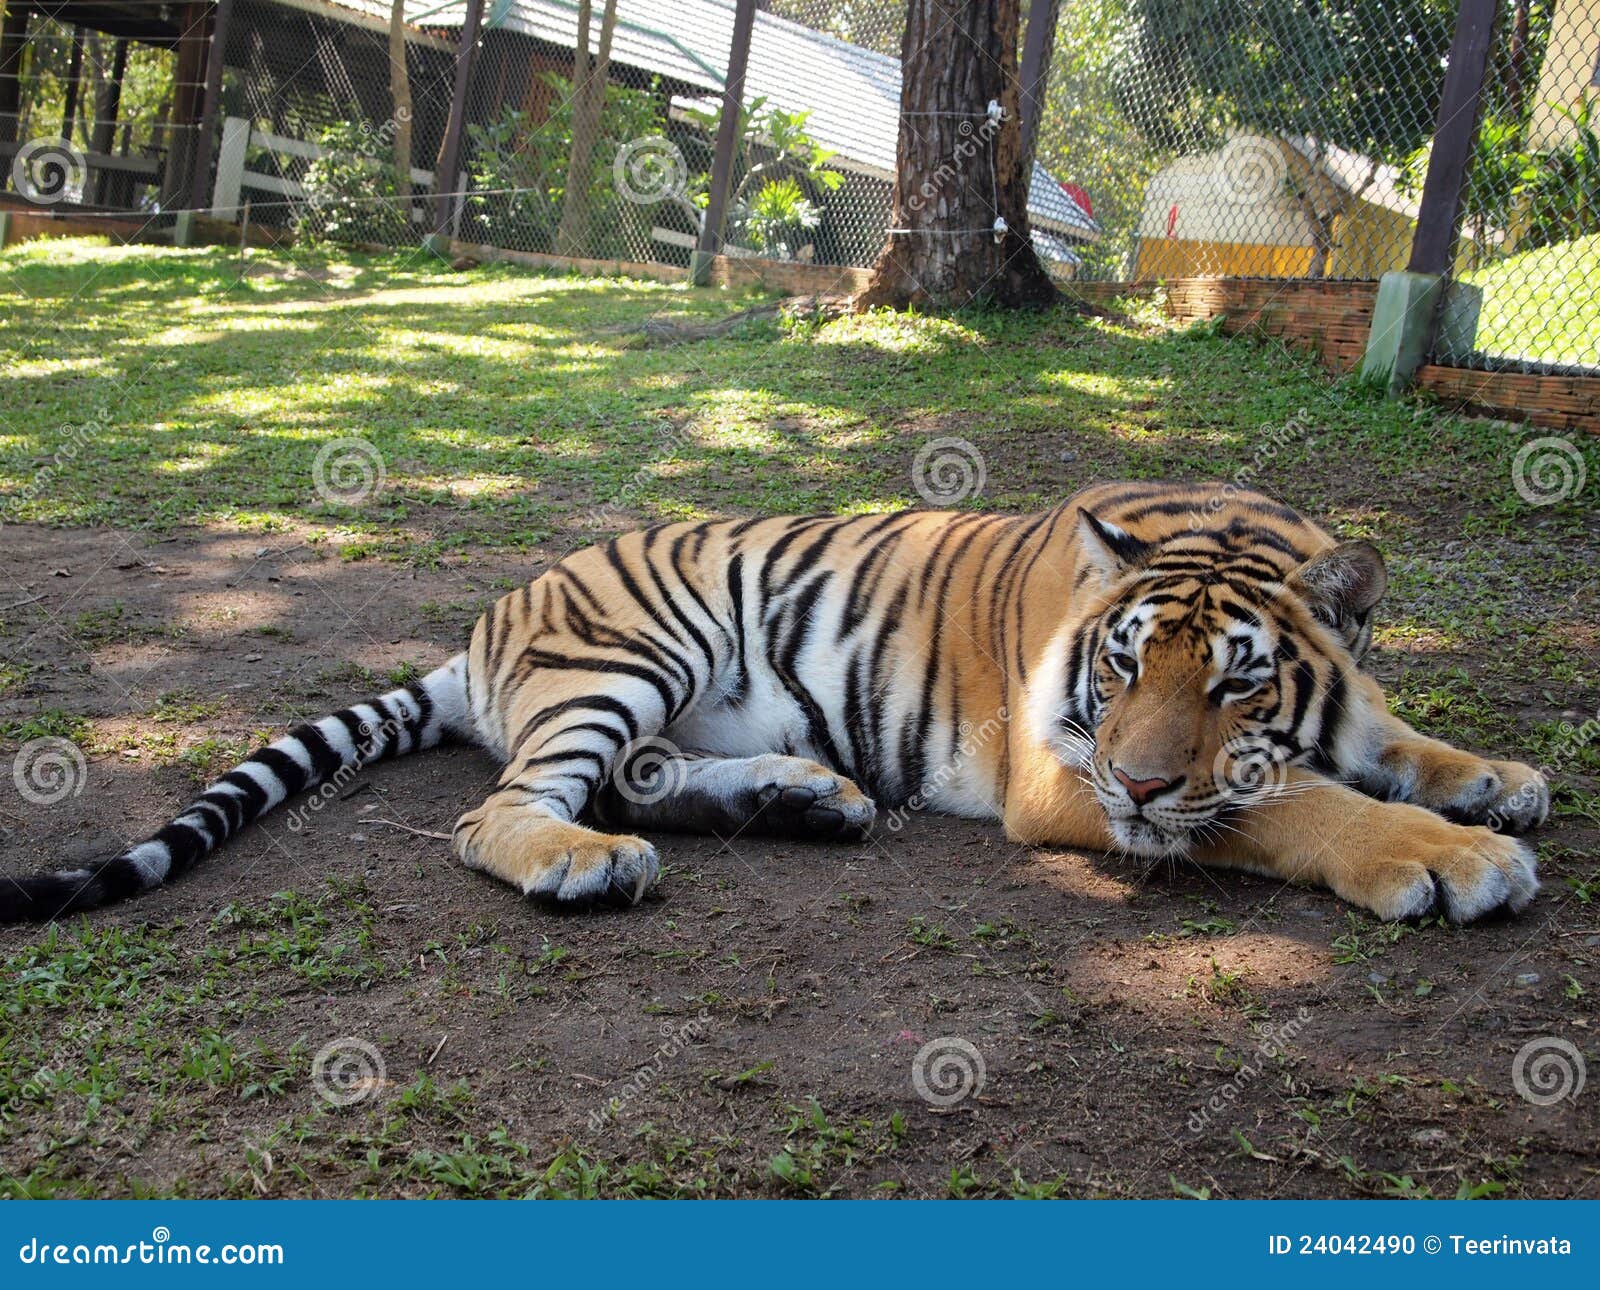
682, 96, 843, 259
295, 121, 410, 246
466, 72, 662, 259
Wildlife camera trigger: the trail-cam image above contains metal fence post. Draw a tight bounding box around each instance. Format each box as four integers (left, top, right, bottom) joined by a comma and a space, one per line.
430, 0, 486, 254
1408, 0, 1501, 276
1019, 0, 1059, 168
1359, 0, 1500, 395
690, 0, 757, 286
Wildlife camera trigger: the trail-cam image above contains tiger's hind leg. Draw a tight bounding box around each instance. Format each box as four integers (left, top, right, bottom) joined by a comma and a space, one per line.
597, 752, 877, 841
454, 676, 678, 909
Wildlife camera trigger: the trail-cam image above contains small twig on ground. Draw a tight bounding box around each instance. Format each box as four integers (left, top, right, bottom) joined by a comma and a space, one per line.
373, 818, 451, 840
0, 593, 45, 613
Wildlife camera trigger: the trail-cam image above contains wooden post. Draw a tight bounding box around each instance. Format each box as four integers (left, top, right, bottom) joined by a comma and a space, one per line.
162, 1, 215, 210
189, 0, 235, 211
92, 38, 130, 203
1407, 0, 1500, 275
432, 0, 486, 246
1018, 0, 1058, 169
690, 0, 756, 285
0, 3, 29, 149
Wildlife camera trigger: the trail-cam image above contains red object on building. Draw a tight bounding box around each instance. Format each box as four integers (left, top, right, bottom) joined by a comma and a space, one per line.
1060, 182, 1093, 219
1165, 203, 1178, 238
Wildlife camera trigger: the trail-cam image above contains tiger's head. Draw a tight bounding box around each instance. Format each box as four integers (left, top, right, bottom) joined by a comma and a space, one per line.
1043, 508, 1387, 859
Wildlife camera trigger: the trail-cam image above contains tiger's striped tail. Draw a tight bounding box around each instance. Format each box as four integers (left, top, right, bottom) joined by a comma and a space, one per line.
1, 655, 474, 924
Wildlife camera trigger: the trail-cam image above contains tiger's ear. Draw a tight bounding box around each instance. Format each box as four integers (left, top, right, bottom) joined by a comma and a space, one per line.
1287, 541, 1387, 652
1076, 509, 1153, 584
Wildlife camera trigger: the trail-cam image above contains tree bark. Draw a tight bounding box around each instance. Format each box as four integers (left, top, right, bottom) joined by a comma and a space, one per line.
389, 0, 413, 230
858, 0, 1057, 310
555, 0, 618, 257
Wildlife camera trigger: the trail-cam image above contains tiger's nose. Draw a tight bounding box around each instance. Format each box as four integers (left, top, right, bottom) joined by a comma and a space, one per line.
1113, 767, 1184, 807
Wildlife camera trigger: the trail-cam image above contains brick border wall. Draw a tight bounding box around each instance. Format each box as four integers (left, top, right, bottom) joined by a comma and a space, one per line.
1066, 275, 1598, 437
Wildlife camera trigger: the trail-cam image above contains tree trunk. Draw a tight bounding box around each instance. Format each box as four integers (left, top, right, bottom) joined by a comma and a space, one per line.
555, 0, 617, 258
858, 0, 1056, 310
388, 0, 413, 231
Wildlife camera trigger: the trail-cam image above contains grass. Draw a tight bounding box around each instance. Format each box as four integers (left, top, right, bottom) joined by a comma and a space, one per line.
3, 237, 1594, 559
1, 237, 1596, 1199
1460, 232, 1600, 368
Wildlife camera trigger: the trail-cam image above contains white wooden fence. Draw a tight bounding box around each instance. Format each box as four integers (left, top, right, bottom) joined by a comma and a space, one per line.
209, 116, 464, 233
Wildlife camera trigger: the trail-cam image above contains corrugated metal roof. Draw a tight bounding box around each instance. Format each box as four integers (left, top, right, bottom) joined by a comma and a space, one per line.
324, 0, 1098, 239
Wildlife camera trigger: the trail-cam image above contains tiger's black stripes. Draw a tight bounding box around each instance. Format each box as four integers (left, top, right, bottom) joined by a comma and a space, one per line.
1, 656, 472, 924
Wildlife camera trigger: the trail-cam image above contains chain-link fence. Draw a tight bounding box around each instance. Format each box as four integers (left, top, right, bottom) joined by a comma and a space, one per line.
2, 1, 1595, 371
1438, 0, 1599, 372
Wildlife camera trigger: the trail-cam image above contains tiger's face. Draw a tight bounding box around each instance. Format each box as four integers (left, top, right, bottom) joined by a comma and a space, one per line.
1050, 510, 1387, 859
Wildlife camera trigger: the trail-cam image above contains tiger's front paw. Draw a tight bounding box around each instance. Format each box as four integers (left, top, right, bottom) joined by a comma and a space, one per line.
1341, 813, 1538, 925
1395, 747, 1549, 834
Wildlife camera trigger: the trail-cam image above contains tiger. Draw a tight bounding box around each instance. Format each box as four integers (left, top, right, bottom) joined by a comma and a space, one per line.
1, 481, 1549, 928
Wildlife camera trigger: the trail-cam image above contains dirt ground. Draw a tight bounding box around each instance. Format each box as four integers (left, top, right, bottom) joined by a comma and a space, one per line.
1, 518, 1596, 1200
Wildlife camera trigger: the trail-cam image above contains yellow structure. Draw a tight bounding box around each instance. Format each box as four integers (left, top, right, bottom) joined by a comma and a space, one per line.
1134, 133, 1418, 280
1529, 0, 1600, 148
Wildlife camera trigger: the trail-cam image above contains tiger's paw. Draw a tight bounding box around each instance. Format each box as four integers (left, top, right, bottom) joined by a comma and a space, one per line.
454, 810, 659, 908
1341, 818, 1538, 925
748, 756, 876, 840
1395, 747, 1549, 834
